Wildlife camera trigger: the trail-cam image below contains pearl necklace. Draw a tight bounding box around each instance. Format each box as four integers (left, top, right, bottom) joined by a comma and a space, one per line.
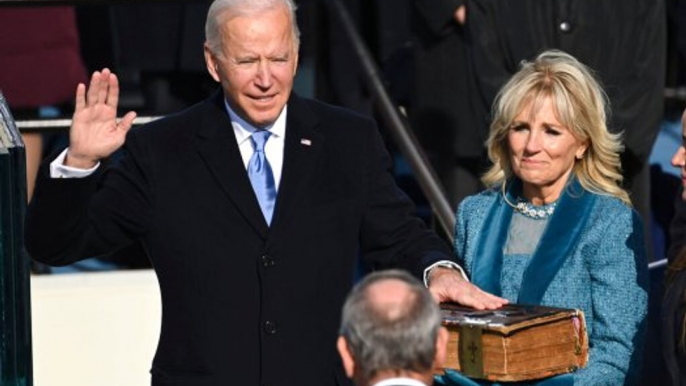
515, 198, 557, 219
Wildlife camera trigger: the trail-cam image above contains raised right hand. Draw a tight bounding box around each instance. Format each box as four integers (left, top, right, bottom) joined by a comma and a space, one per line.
65, 68, 137, 169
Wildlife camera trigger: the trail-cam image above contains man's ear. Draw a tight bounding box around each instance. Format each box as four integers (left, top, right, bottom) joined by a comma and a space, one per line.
204, 43, 221, 83
336, 336, 355, 378
433, 327, 449, 370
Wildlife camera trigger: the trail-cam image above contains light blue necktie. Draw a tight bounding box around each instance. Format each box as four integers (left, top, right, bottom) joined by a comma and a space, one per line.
248, 130, 277, 225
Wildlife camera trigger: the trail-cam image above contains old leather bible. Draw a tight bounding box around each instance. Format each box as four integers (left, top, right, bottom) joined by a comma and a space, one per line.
440, 303, 588, 382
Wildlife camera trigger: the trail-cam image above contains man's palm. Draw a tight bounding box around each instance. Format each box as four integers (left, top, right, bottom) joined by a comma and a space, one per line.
66, 69, 136, 169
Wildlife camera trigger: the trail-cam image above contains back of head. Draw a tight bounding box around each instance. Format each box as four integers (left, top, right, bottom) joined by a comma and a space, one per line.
483, 50, 629, 204
339, 269, 441, 381
205, 0, 300, 56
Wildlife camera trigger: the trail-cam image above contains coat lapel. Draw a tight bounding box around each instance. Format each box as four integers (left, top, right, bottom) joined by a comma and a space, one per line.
471, 186, 514, 297
194, 92, 269, 239
518, 179, 596, 304
267, 95, 323, 245
470, 178, 597, 304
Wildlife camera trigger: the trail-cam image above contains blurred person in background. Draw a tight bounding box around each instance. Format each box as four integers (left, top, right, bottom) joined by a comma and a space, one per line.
409, 1, 485, 213
0, 6, 87, 201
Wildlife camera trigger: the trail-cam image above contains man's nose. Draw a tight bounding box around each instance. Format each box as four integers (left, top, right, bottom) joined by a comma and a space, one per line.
255, 60, 273, 88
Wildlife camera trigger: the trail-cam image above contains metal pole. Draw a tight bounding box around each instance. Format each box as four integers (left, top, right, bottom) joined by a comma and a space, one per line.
325, 0, 456, 240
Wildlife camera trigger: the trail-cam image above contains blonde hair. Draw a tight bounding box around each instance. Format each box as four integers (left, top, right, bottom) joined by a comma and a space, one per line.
482, 50, 630, 205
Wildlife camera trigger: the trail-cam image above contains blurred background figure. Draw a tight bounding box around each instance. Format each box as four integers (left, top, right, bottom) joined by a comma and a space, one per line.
0, 6, 87, 201
408, 0, 485, 214
337, 269, 448, 386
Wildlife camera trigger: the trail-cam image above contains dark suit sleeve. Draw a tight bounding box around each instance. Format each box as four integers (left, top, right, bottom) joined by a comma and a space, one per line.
357, 120, 454, 277
25, 132, 153, 266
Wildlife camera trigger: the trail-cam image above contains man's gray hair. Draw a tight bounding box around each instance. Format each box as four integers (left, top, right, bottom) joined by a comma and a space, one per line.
205, 0, 301, 56
339, 269, 441, 380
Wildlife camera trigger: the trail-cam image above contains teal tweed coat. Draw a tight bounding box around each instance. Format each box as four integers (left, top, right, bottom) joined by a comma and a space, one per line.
444, 180, 648, 386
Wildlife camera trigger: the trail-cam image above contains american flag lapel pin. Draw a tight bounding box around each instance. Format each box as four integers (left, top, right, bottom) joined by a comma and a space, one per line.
300, 138, 312, 146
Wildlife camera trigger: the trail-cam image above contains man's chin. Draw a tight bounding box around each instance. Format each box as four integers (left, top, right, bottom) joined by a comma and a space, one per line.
246, 111, 281, 128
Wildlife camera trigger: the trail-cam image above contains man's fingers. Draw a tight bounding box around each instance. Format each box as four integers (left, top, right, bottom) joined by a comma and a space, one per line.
96, 69, 111, 106
446, 282, 508, 310
107, 71, 121, 109
85, 71, 101, 105
74, 83, 86, 111
459, 294, 504, 310
119, 111, 137, 132
427, 269, 508, 310
470, 290, 509, 310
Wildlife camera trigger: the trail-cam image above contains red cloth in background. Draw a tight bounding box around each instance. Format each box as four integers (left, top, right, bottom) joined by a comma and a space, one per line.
0, 6, 87, 108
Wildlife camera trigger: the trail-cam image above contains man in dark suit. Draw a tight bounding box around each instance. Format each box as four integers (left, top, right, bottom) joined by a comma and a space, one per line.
337, 269, 448, 386
25, 1, 505, 385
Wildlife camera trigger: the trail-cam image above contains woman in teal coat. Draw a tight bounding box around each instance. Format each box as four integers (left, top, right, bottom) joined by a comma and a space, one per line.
439, 50, 648, 386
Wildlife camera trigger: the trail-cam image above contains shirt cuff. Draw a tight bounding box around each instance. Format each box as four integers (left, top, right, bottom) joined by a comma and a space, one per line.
50, 149, 100, 178
423, 260, 469, 287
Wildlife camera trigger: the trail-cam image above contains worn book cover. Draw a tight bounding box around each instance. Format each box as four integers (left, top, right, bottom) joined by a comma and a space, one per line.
440, 303, 588, 382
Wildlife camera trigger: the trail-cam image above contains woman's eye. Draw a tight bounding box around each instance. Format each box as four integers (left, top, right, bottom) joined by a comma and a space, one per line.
545, 127, 561, 136
510, 124, 528, 132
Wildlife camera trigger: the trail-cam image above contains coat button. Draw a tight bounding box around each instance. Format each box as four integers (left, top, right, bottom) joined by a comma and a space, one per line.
559, 21, 572, 33
261, 254, 275, 267
263, 320, 277, 334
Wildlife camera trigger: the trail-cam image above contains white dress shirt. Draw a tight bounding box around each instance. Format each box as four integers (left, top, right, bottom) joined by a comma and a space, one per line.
372, 377, 429, 386
224, 99, 286, 190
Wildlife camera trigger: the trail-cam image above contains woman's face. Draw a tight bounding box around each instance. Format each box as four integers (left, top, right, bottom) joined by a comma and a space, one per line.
508, 96, 587, 203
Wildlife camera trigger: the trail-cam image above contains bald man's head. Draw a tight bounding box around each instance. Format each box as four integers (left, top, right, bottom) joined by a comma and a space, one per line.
338, 270, 445, 383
